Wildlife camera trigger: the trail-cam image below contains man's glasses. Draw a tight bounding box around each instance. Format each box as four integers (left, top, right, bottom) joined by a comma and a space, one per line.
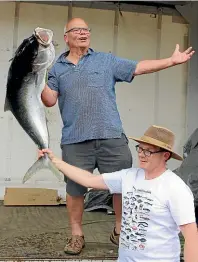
64, 27, 91, 35
135, 145, 166, 157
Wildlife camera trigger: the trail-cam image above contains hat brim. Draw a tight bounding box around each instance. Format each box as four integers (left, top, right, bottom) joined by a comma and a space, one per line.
129, 136, 183, 161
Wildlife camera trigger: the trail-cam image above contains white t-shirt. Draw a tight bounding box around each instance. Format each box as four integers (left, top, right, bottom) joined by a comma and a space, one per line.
102, 168, 195, 262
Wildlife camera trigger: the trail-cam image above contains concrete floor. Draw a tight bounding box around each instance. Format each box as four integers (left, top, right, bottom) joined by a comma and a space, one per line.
0, 201, 118, 260
0, 201, 185, 261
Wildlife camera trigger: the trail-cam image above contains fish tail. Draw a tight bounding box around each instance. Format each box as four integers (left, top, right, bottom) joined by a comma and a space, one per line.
22, 154, 63, 183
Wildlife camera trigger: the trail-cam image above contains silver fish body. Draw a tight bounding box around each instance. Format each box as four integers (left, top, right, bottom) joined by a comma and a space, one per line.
4, 27, 62, 183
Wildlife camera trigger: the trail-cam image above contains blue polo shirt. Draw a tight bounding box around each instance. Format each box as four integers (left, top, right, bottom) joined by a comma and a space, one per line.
47, 48, 138, 145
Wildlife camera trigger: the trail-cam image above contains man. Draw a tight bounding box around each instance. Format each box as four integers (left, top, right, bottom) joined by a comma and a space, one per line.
41, 17, 194, 254
40, 125, 198, 262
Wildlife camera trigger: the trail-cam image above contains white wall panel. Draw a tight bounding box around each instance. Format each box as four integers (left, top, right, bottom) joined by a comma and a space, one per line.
157, 15, 188, 169
0, 2, 15, 187
116, 12, 158, 167
115, 11, 188, 170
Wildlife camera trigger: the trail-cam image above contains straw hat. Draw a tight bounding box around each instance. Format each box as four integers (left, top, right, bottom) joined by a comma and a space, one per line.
129, 125, 183, 161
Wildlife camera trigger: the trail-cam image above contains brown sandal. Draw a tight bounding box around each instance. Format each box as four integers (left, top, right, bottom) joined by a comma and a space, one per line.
110, 227, 120, 246
64, 235, 85, 255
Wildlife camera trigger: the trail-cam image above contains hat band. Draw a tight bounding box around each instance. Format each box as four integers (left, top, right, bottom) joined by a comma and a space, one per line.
140, 135, 173, 151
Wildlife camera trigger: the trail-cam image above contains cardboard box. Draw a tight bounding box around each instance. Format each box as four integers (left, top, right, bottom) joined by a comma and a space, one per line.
4, 187, 63, 206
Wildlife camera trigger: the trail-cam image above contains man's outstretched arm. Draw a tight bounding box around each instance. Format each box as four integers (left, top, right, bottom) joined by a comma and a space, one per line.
40, 149, 108, 190
134, 44, 194, 76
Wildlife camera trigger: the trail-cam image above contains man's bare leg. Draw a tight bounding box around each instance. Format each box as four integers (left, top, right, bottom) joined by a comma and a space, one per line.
66, 193, 84, 236
64, 194, 85, 255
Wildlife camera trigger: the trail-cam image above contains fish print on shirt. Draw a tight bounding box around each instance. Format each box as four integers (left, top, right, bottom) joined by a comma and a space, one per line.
120, 186, 153, 251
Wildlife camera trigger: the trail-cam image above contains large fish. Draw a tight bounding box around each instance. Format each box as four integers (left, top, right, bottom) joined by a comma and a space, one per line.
4, 27, 62, 183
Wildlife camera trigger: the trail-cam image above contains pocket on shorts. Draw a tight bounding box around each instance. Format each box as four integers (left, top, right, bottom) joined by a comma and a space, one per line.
103, 133, 129, 149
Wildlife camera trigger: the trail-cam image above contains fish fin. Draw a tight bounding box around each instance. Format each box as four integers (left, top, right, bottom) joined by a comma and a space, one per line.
9, 57, 14, 62
4, 97, 11, 112
22, 154, 63, 184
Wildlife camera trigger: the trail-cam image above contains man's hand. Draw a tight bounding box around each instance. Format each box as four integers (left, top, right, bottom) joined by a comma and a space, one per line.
38, 148, 62, 169
170, 44, 195, 65
134, 44, 195, 76
41, 148, 56, 161
41, 85, 58, 107
38, 149, 43, 159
